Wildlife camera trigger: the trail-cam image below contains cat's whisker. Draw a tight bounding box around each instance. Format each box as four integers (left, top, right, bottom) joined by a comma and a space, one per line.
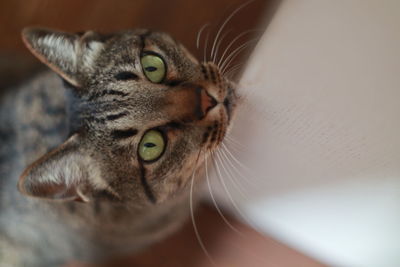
222, 138, 244, 155
212, 147, 255, 226
218, 148, 257, 190
224, 134, 247, 151
224, 62, 246, 79
208, 151, 276, 267
220, 41, 256, 75
189, 149, 217, 267
203, 30, 211, 62
223, 63, 244, 78
196, 23, 211, 50
210, 0, 255, 62
225, 70, 241, 81
206, 151, 243, 235
218, 144, 260, 187
190, 171, 217, 267
217, 29, 259, 69
221, 142, 253, 174
215, 149, 250, 200
211, 29, 232, 64
223, 140, 252, 165
220, 38, 258, 73
225, 134, 247, 151
225, 61, 245, 71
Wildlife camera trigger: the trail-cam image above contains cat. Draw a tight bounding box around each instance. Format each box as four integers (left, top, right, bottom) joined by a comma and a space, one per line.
0, 27, 237, 266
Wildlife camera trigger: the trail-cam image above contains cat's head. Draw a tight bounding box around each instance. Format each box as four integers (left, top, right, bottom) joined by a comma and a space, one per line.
18, 27, 237, 206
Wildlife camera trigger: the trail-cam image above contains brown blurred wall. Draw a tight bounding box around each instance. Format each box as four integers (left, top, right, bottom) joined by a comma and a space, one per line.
0, 0, 275, 60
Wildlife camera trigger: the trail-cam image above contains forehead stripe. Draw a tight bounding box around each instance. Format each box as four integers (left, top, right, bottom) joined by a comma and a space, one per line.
105, 112, 128, 121
111, 128, 138, 139
88, 89, 129, 101
139, 165, 156, 203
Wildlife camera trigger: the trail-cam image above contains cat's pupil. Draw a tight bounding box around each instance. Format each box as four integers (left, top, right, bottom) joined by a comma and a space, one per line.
145, 66, 157, 72
144, 143, 156, 148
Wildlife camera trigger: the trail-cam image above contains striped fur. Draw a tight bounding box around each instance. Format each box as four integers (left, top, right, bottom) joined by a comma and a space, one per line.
0, 28, 237, 266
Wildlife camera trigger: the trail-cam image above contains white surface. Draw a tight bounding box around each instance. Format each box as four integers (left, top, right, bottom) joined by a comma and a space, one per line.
210, 1, 400, 266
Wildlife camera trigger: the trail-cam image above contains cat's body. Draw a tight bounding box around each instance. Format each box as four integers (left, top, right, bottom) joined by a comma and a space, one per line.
0, 28, 236, 266
0, 72, 192, 266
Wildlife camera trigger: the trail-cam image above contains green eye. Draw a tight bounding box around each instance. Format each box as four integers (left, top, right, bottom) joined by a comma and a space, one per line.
138, 130, 166, 162
140, 54, 166, 83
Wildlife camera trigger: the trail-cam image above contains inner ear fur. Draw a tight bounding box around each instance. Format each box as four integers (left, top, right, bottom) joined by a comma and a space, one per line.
22, 27, 80, 87
22, 27, 106, 88
18, 134, 111, 202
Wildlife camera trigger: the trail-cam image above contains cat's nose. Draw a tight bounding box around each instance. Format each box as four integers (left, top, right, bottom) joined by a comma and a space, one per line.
200, 88, 217, 115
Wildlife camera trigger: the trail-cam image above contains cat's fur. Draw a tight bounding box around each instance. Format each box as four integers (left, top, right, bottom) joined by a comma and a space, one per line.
0, 28, 236, 266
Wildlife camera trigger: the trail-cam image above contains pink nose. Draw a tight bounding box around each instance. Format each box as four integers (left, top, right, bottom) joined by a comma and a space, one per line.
200, 89, 218, 115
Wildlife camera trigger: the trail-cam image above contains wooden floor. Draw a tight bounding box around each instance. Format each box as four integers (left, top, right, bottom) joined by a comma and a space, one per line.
79, 205, 325, 267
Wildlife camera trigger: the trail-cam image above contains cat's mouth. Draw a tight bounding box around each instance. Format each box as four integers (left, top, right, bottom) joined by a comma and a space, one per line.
198, 86, 234, 122
200, 62, 236, 122
198, 83, 237, 150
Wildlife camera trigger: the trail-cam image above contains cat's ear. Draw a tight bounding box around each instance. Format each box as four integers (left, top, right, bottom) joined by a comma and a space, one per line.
18, 134, 115, 202
22, 28, 79, 86
22, 27, 105, 87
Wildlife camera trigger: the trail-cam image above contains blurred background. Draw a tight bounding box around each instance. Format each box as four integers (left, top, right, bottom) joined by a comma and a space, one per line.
5, 1, 398, 266
214, 1, 400, 267
0, 0, 276, 91
0, 0, 273, 56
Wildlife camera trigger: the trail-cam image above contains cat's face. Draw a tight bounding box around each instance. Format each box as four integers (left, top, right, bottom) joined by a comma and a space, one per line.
18, 28, 237, 206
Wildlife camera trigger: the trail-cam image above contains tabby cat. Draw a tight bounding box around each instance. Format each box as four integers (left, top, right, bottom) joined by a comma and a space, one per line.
0, 27, 236, 266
